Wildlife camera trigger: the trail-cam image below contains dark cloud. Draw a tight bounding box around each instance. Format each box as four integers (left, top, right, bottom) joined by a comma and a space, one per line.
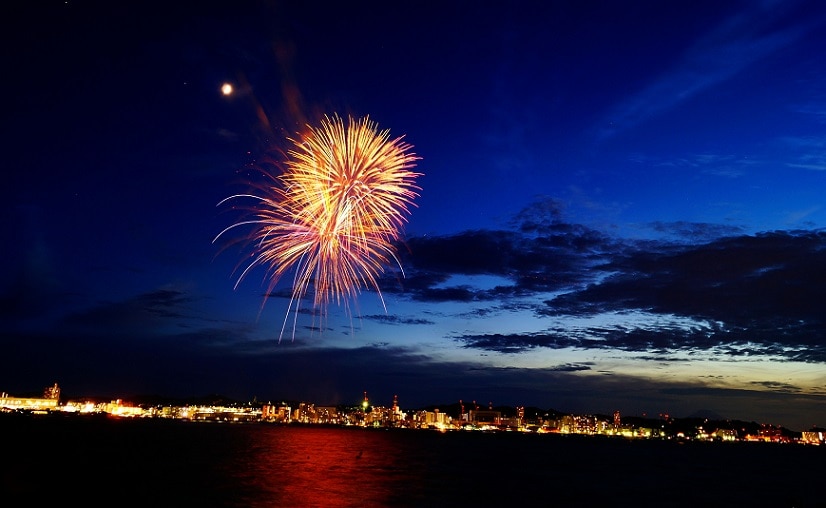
456, 307, 498, 319
634, 355, 692, 363
463, 363, 594, 374
404, 230, 522, 275
360, 314, 435, 326
392, 206, 619, 304
608, 231, 824, 322
456, 327, 721, 356
542, 230, 826, 357
509, 198, 566, 232
303, 325, 334, 333
647, 221, 745, 241
461, 332, 591, 353
393, 205, 826, 365
411, 285, 482, 303
60, 288, 196, 336
457, 306, 826, 363
748, 380, 802, 393
548, 362, 594, 372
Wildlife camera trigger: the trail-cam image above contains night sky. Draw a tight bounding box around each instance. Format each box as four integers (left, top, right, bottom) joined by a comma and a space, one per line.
4, 1, 826, 431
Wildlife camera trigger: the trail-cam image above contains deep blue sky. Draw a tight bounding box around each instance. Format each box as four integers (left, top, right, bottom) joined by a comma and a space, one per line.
3, 0, 826, 430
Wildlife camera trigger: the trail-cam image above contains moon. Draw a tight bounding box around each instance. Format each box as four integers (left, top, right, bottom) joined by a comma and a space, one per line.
221, 83, 233, 96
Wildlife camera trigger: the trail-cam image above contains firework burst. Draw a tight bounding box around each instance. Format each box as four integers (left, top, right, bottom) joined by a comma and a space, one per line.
215, 114, 421, 341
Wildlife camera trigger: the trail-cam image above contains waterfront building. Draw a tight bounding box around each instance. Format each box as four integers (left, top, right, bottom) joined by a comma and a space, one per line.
469, 409, 501, 428
0, 383, 60, 412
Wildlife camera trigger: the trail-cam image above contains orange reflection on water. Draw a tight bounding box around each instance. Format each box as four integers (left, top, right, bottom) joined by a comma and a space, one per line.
230, 426, 425, 507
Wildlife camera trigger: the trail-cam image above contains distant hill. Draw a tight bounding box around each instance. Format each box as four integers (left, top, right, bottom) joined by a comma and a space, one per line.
687, 409, 725, 420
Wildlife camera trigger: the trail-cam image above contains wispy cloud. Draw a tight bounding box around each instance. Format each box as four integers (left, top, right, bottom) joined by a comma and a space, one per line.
786, 163, 826, 171
781, 135, 826, 170
598, 1, 826, 139
629, 152, 754, 178
793, 101, 826, 124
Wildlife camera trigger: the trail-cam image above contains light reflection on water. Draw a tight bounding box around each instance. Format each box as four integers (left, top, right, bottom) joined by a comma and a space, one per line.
226, 426, 424, 507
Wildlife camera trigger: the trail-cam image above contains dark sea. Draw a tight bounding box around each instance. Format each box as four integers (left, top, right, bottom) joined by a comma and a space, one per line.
1, 415, 823, 507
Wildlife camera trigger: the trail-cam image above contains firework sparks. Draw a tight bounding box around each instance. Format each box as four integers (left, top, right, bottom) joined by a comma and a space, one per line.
215, 114, 421, 341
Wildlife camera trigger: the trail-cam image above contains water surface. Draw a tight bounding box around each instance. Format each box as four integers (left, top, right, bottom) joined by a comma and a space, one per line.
1, 416, 822, 507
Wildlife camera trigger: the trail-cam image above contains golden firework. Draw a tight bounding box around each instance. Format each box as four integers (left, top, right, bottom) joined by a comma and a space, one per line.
215, 114, 421, 340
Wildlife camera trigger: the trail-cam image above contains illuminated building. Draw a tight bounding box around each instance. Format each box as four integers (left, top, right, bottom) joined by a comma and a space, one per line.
294, 402, 316, 423
103, 399, 145, 417
560, 414, 598, 434
501, 416, 521, 429
411, 409, 450, 429
754, 424, 789, 443
316, 406, 339, 424
469, 409, 501, 428
0, 383, 60, 412
60, 400, 98, 413
263, 404, 292, 422
391, 395, 404, 425
711, 428, 738, 441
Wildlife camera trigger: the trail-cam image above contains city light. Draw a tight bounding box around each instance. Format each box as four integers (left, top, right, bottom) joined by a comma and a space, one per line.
0, 383, 816, 443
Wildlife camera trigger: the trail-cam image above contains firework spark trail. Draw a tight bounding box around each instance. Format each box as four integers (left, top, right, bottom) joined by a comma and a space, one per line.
215, 114, 421, 341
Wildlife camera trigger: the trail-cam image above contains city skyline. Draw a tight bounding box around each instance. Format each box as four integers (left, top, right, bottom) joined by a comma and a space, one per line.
3, 1, 826, 433
2, 381, 820, 438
